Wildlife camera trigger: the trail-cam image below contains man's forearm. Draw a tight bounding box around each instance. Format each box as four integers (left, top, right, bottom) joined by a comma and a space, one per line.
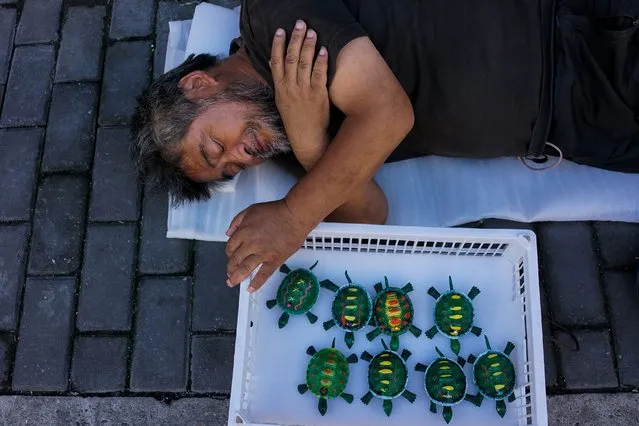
295, 133, 388, 225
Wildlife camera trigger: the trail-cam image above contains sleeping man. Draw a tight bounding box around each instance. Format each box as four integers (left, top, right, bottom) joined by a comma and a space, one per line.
132, 0, 639, 292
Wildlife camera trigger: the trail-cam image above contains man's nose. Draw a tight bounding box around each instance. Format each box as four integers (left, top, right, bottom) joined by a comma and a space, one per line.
231, 143, 254, 162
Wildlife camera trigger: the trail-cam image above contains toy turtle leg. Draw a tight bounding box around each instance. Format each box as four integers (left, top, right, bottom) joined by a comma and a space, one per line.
465, 393, 483, 407
443, 406, 453, 424
450, 339, 461, 356
427, 287, 441, 299
318, 397, 328, 416
361, 392, 374, 405
297, 384, 308, 394
323, 319, 335, 331
278, 312, 289, 328
346, 353, 358, 364
408, 324, 422, 338
366, 328, 382, 342
400, 349, 412, 361
360, 351, 373, 362
390, 335, 400, 351
320, 279, 339, 292
383, 399, 393, 417
508, 393, 516, 403
374, 282, 383, 293
415, 363, 428, 372
429, 401, 437, 413
471, 326, 482, 336
468, 286, 481, 300
425, 326, 438, 339
306, 346, 317, 356
496, 400, 507, 418
306, 311, 318, 324
466, 354, 477, 364
368, 316, 376, 326
266, 299, 277, 309
402, 390, 416, 403
279, 264, 291, 274
457, 356, 466, 367
504, 341, 515, 355
401, 282, 414, 293
345, 331, 355, 349
341, 393, 354, 403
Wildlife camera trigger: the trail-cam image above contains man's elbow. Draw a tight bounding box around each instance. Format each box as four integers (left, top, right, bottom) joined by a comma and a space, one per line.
394, 95, 415, 139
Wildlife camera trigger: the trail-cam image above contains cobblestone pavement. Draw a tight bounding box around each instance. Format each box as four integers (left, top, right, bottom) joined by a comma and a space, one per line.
0, 1, 638, 425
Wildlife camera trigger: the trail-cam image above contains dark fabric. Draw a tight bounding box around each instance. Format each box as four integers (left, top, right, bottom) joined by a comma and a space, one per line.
549, 0, 639, 172
240, 0, 552, 162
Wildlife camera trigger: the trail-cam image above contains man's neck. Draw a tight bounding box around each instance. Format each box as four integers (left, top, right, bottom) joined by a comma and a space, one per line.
215, 47, 267, 85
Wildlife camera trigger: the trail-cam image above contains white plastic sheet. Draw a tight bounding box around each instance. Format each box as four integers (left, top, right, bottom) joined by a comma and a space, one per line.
164, 4, 639, 242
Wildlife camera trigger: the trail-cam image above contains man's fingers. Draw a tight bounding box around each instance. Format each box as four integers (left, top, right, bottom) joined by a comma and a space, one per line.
285, 20, 306, 81
227, 255, 262, 287
270, 28, 286, 83
297, 29, 317, 84
226, 208, 247, 237
248, 262, 278, 293
311, 46, 328, 89
227, 242, 256, 277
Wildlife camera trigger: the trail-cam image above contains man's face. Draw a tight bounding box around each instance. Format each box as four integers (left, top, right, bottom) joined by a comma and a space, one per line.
179, 80, 291, 183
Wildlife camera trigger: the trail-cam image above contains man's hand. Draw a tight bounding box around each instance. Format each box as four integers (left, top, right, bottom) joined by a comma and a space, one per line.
225, 200, 312, 292
270, 20, 330, 167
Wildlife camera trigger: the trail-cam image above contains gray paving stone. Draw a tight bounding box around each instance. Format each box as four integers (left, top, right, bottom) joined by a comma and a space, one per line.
55, 6, 105, 83
99, 41, 151, 125
89, 128, 140, 222
77, 224, 136, 332
139, 188, 191, 275
42, 83, 98, 172
130, 277, 190, 392
0, 225, 29, 331
0, 85, 4, 109
0, 129, 41, 222
28, 176, 88, 275
0, 45, 55, 126
12, 278, 75, 392
0, 396, 229, 426
0, 334, 13, 390
594, 222, 639, 268
191, 335, 234, 393
605, 271, 639, 386
193, 241, 238, 331
15, 0, 63, 45
110, 0, 154, 39
0, 8, 15, 84
71, 336, 128, 393
0, 0, 17, 5
154, 1, 197, 78
540, 222, 606, 326
556, 329, 618, 390
548, 393, 639, 426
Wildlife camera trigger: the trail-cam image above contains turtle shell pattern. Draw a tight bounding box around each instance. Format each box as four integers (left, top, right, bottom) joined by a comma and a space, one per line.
276, 268, 320, 315
425, 357, 467, 406
434, 291, 474, 338
331, 284, 372, 332
473, 350, 516, 400
306, 348, 350, 399
368, 351, 408, 399
373, 289, 414, 337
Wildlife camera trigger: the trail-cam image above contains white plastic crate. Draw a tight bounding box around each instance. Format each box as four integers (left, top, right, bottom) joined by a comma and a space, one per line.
228, 223, 548, 426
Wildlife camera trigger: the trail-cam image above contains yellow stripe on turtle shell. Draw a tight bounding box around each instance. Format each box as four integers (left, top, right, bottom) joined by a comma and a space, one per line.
380, 380, 390, 385
492, 372, 503, 376
450, 326, 462, 331
494, 384, 506, 391
449, 314, 463, 320
439, 366, 450, 370
451, 295, 461, 299
380, 361, 392, 366
380, 353, 390, 358
347, 288, 358, 293
440, 374, 452, 378
491, 363, 500, 368
346, 296, 357, 300
450, 306, 462, 311
438, 360, 448, 364
379, 369, 393, 374
344, 315, 356, 321
443, 386, 455, 391
488, 354, 498, 359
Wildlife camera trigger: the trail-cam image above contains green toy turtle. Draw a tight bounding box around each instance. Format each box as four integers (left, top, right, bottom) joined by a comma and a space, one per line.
265, 261, 325, 328
298, 338, 358, 416
360, 339, 417, 416
425, 276, 482, 358
322, 271, 373, 348
366, 277, 422, 351
466, 336, 517, 418
415, 347, 482, 424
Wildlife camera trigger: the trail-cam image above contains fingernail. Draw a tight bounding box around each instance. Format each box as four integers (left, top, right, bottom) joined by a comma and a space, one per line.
275, 28, 284, 36
226, 278, 233, 287
319, 46, 327, 56
295, 20, 305, 30
306, 29, 316, 39
248, 287, 256, 293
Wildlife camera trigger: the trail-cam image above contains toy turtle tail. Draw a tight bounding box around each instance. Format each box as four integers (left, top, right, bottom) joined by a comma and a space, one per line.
318, 397, 327, 416
383, 399, 393, 417
496, 400, 507, 418
465, 393, 483, 407
341, 393, 354, 404
443, 406, 453, 424
361, 391, 374, 405
278, 312, 289, 328
345, 331, 355, 349
306, 312, 318, 324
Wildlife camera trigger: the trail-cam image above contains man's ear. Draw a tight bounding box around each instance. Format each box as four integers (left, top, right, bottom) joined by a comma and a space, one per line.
179, 71, 219, 99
